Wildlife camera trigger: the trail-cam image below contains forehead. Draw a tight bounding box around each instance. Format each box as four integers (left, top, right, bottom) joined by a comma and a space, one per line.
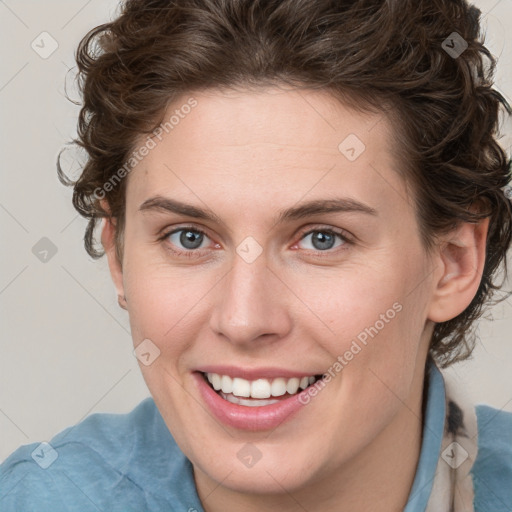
126, 87, 412, 221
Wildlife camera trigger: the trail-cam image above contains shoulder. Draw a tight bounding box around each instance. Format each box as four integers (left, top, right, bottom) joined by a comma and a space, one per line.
472, 405, 512, 512
0, 398, 200, 512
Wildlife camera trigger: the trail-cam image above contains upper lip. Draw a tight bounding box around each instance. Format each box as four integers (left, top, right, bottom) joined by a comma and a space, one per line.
196, 366, 321, 380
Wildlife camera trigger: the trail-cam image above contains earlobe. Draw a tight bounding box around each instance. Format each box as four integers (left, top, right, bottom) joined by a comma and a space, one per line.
100, 214, 127, 310
427, 218, 489, 323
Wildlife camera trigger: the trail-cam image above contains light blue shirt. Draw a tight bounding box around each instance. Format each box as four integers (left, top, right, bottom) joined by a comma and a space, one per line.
1, 363, 511, 511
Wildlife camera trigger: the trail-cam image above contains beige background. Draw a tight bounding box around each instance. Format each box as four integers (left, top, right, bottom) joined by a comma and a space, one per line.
0, 0, 511, 462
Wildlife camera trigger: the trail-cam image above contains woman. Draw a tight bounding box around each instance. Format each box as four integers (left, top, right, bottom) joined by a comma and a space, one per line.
1, 0, 511, 510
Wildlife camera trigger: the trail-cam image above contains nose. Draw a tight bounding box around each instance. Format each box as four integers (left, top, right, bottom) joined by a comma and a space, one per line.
209, 249, 293, 347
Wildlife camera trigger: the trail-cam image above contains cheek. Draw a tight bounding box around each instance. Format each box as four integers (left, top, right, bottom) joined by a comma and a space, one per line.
310, 267, 426, 395
122, 256, 217, 355
122, 258, 179, 347
300, 270, 407, 349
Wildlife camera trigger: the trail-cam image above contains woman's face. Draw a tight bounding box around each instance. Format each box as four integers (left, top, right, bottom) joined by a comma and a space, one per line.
110, 87, 441, 495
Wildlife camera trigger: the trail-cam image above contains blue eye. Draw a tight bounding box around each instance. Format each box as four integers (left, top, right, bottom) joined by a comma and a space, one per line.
165, 228, 210, 252
298, 229, 348, 252
160, 225, 351, 259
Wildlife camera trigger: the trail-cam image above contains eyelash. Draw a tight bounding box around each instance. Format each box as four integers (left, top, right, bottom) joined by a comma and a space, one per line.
158, 225, 352, 259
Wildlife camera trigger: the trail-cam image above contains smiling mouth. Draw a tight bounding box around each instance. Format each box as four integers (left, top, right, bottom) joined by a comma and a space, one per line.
202, 372, 323, 407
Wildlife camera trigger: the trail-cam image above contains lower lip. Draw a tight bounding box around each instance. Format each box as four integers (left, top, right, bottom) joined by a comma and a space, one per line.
194, 372, 310, 431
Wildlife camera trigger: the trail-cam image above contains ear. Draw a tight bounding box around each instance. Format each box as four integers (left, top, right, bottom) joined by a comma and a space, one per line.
427, 217, 489, 323
100, 207, 127, 310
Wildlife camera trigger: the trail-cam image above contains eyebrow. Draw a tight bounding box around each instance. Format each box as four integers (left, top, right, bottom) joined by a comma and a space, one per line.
139, 195, 377, 224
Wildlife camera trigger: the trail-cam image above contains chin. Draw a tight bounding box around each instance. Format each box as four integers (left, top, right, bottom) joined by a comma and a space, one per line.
193, 445, 322, 495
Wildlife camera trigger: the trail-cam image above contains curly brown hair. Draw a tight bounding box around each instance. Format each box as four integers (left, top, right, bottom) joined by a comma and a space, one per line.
58, 0, 512, 367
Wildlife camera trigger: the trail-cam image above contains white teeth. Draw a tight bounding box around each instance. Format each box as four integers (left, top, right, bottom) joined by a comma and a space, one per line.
270, 378, 287, 397
221, 375, 233, 394
221, 392, 281, 407
251, 379, 271, 399
286, 377, 300, 395
206, 373, 317, 399
232, 377, 251, 397
211, 373, 222, 391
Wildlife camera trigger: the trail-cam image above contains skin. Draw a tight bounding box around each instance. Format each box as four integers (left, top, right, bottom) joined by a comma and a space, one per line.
101, 86, 488, 512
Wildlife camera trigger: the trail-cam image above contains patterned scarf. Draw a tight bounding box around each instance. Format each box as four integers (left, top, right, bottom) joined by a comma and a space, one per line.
426, 365, 478, 511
